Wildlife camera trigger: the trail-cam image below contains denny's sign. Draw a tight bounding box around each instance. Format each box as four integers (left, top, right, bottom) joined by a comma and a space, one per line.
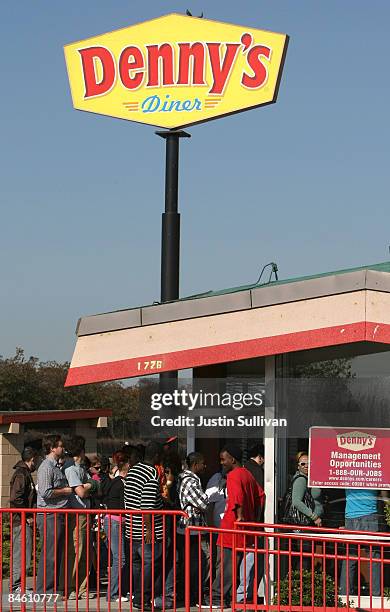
64, 14, 289, 129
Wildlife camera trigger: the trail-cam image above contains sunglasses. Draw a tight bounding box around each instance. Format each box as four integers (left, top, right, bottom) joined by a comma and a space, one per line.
299, 462, 309, 466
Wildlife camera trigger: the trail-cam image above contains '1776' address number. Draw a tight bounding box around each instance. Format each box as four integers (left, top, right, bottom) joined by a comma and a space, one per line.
137, 360, 163, 371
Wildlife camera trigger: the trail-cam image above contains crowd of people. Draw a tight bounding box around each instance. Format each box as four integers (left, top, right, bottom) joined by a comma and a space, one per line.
8, 435, 266, 605
8, 435, 388, 605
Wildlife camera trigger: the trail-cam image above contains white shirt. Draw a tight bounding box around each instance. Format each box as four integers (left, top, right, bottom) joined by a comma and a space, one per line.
205, 472, 227, 527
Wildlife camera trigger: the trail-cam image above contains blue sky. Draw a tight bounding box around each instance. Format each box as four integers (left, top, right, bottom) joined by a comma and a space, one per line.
1, 1, 390, 362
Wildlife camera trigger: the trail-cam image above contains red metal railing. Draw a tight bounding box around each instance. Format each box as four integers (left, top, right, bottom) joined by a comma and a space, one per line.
2, 510, 389, 611
1, 508, 187, 612
186, 522, 390, 611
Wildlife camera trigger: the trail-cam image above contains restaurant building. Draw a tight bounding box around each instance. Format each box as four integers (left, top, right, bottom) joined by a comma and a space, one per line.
66, 261, 390, 525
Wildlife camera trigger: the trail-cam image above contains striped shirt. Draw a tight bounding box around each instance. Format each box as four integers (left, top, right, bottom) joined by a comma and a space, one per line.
124, 462, 163, 540
37, 456, 69, 509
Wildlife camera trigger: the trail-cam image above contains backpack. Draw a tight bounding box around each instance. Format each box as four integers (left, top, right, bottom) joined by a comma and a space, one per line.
281, 474, 315, 526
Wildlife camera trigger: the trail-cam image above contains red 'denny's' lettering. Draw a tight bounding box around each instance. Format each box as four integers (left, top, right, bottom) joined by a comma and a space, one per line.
79, 46, 116, 98
147, 44, 175, 87
242, 45, 271, 88
119, 46, 145, 89
207, 43, 241, 95
78, 34, 273, 99
177, 43, 206, 85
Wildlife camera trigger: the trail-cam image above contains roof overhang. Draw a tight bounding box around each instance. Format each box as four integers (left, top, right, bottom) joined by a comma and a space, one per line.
0, 409, 112, 424
65, 269, 390, 386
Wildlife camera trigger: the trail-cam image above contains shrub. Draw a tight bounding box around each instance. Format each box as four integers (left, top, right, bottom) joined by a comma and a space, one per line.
384, 501, 390, 528
1, 516, 10, 578
273, 569, 347, 607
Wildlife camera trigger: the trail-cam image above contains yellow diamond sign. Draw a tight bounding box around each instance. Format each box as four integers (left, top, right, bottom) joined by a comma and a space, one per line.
64, 14, 289, 130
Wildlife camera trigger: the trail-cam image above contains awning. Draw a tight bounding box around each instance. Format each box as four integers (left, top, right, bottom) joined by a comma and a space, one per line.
65, 268, 390, 387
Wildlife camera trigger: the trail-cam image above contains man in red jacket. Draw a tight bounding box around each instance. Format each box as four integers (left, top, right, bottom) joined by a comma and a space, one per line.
207, 445, 265, 608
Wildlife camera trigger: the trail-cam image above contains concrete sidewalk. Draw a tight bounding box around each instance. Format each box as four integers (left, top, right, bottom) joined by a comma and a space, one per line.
1, 597, 209, 612
1, 583, 218, 612
1, 579, 232, 611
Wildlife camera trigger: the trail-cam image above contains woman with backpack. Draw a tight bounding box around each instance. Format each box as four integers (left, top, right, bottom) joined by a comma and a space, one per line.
289, 451, 323, 570
291, 451, 322, 527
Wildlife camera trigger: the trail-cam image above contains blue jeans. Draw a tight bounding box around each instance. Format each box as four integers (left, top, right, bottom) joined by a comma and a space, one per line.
10, 524, 33, 591
131, 540, 163, 606
154, 537, 175, 607
237, 544, 264, 602
210, 547, 242, 606
339, 513, 381, 596
37, 513, 65, 594
104, 517, 126, 601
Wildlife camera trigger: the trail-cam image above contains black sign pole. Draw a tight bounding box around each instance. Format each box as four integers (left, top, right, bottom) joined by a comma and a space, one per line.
156, 129, 191, 386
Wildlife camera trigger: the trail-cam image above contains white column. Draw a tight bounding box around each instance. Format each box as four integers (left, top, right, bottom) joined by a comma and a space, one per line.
264, 356, 276, 524
263, 356, 276, 601
186, 374, 196, 453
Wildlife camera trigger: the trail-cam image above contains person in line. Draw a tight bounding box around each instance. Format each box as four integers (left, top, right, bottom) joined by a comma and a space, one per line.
206, 468, 227, 529
63, 435, 96, 600
155, 461, 168, 499
339, 489, 388, 597
88, 454, 103, 482
206, 468, 227, 584
289, 451, 322, 570
36, 435, 73, 595
124, 441, 164, 611
104, 454, 130, 603
162, 447, 183, 507
237, 444, 266, 604
291, 452, 322, 527
111, 450, 127, 479
175, 452, 210, 607
9, 447, 38, 594
244, 443, 265, 489
87, 454, 110, 589
207, 445, 265, 608
151, 449, 184, 609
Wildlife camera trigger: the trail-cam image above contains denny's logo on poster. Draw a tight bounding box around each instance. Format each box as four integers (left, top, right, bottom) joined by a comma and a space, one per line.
64, 14, 289, 129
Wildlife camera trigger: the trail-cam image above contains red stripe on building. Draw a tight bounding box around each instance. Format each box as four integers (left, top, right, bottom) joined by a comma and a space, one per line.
365, 321, 390, 343
63, 321, 385, 387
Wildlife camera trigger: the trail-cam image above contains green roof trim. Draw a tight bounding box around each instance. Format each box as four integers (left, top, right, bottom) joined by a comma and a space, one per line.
181, 261, 390, 301
76, 260, 390, 337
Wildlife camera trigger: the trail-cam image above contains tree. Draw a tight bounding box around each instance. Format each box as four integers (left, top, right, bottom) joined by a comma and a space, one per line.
0, 348, 139, 430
